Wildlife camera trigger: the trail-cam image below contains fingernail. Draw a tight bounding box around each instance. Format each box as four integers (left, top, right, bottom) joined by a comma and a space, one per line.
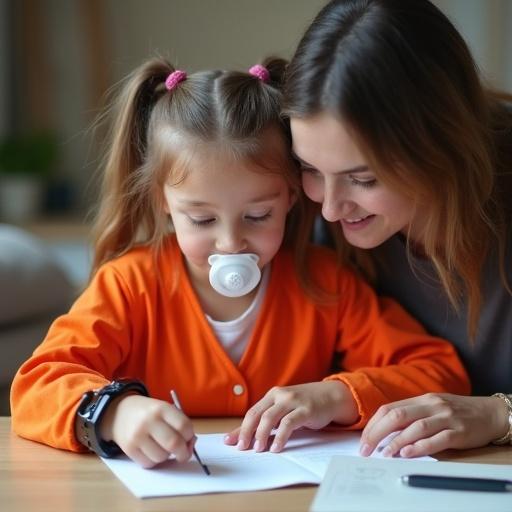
400, 446, 412, 458
382, 446, 392, 457
270, 441, 281, 453
237, 439, 246, 450
223, 434, 232, 444
360, 443, 372, 457
254, 439, 264, 452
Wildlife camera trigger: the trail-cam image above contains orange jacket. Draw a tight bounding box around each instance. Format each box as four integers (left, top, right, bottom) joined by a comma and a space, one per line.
11, 236, 469, 451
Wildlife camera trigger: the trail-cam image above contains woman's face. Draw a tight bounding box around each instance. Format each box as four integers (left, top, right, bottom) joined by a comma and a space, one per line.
290, 112, 418, 249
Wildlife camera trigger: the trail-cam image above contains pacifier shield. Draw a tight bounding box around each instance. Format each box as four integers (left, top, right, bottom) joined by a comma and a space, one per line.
208, 253, 261, 297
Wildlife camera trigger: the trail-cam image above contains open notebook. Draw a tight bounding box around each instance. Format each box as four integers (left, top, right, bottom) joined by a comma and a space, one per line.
101, 430, 433, 498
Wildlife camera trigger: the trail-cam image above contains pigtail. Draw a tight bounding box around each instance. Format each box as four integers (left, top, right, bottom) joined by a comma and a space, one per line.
261, 57, 288, 90
91, 58, 175, 276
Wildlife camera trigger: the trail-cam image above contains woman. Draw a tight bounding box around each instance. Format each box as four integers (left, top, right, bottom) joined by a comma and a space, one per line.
284, 0, 512, 457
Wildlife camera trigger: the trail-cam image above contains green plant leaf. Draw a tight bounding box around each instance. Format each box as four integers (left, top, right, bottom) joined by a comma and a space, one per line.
0, 133, 59, 176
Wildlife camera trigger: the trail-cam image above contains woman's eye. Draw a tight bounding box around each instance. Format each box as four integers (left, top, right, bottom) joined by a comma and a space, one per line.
349, 176, 377, 188
246, 212, 272, 222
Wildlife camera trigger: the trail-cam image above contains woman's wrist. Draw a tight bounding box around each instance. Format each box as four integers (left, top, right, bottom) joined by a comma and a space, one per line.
490, 393, 512, 445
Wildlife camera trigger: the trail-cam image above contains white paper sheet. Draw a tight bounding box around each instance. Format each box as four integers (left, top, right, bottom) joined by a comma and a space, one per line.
310, 455, 512, 512
101, 430, 433, 498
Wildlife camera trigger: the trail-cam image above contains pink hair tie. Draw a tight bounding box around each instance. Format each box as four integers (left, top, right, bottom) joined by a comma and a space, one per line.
165, 70, 187, 91
249, 64, 269, 83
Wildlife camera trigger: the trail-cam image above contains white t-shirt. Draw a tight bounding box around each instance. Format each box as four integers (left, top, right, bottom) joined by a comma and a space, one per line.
206, 265, 270, 364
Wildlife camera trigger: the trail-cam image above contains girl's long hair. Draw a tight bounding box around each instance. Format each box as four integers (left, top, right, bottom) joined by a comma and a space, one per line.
91, 56, 320, 298
284, 0, 512, 338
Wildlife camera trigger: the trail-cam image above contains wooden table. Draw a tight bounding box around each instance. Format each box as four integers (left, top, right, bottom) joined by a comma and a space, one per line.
1, 417, 511, 511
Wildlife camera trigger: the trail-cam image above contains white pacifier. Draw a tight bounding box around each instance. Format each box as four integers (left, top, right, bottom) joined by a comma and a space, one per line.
208, 253, 261, 297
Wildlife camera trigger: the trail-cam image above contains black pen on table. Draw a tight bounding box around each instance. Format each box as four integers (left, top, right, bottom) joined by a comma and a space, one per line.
170, 389, 210, 476
401, 474, 512, 492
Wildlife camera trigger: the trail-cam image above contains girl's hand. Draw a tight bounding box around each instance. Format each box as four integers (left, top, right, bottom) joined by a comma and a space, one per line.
360, 393, 509, 458
100, 394, 196, 468
224, 381, 359, 453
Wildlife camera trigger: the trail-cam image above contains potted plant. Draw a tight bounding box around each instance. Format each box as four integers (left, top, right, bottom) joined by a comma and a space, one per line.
0, 132, 58, 222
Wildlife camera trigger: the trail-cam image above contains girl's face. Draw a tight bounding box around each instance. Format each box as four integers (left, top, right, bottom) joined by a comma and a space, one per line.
163, 145, 294, 286
290, 112, 417, 249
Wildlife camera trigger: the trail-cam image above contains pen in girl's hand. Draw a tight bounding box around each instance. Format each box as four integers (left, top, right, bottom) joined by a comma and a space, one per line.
170, 390, 211, 475
401, 474, 512, 492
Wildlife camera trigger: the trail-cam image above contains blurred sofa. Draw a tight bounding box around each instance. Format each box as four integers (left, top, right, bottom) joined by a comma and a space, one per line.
0, 224, 75, 415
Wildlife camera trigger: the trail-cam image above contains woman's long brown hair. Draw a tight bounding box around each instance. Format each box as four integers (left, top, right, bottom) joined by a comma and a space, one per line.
284, 0, 512, 338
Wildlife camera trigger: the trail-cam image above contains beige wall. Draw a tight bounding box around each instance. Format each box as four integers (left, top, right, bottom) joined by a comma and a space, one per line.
433, 0, 512, 88
42, 0, 327, 210
105, 0, 326, 73
4, 0, 512, 213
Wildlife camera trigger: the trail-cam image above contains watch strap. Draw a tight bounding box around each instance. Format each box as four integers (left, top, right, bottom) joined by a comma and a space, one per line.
76, 379, 149, 457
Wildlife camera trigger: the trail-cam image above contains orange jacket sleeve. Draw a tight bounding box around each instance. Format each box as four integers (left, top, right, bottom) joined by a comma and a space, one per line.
324, 263, 470, 428
10, 264, 134, 451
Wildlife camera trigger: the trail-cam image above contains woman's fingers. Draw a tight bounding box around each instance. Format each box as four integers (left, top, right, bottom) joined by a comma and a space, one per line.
377, 414, 453, 456
399, 429, 460, 458
359, 393, 481, 458
361, 403, 430, 455
362, 395, 421, 435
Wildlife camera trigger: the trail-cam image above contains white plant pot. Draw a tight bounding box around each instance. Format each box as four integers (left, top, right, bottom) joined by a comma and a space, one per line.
0, 174, 44, 222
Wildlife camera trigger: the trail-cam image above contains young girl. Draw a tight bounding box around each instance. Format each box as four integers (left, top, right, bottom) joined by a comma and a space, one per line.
10, 57, 469, 469
284, 0, 512, 457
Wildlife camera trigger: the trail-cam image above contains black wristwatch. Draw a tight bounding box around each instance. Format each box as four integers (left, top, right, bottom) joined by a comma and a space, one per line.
75, 379, 149, 457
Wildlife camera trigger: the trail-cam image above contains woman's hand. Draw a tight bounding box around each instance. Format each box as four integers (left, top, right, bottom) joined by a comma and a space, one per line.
360, 393, 509, 458
100, 394, 196, 468
224, 381, 359, 453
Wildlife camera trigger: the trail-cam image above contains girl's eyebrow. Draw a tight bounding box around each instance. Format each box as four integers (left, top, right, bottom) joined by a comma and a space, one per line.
291, 149, 369, 175
177, 191, 282, 208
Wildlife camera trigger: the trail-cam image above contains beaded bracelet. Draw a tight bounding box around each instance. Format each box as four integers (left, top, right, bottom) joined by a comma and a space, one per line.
491, 393, 512, 445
